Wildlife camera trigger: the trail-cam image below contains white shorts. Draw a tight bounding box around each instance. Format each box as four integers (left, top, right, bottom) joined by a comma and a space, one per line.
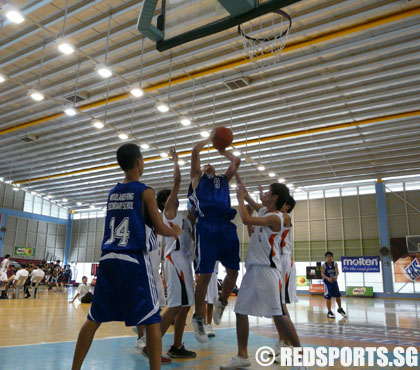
280, 255, 298, 304
164, 252, 194, 308
0, 271, 7, 282
205, 271, 218, 304
234, 265, 284, 318
152, 268, 166, 308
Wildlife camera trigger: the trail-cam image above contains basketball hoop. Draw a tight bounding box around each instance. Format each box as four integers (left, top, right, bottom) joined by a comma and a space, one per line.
238, 9, 292, 66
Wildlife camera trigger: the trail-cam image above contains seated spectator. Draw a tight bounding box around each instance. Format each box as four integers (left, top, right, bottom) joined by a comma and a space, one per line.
69, 276, 93, 304
25, 264, 46, 298
5, 264, 29, 298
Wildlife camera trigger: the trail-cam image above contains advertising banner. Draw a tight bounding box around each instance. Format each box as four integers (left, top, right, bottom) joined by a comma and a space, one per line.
341, 256, 380, 273
345, 286, 374, 297
14, 246, 35, 256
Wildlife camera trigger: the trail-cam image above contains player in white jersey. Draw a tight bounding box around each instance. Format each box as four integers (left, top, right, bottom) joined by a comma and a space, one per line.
152, 148, 196, 359
221, 181, 302, 370
0, 254, 10, 282
204, 261, 219, 337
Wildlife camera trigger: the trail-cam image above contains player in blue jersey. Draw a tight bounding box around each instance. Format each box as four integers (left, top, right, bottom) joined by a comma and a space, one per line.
189, 129, 241, 343
321, 251, 346, 319
71, 143, 181, 370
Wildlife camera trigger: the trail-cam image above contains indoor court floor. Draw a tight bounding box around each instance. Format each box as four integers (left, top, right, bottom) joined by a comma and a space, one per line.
1, 288, 419, 369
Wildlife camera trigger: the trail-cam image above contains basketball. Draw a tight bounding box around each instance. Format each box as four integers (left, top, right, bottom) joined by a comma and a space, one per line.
212, 127, 233, 151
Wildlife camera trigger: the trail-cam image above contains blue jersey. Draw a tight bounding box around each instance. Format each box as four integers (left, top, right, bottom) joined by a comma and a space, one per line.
101, 181, 151, 253
323, 261, 336, 283
188, 174, 236, 221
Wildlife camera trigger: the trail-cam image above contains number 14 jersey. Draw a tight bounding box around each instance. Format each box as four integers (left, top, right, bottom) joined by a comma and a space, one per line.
102, 181, 152, 253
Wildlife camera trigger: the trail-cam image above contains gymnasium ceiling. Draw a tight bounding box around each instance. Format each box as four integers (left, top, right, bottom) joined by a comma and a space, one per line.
0, 0, 420, 211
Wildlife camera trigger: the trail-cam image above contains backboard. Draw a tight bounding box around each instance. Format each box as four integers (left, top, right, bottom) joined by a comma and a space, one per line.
137, 0, 301, 52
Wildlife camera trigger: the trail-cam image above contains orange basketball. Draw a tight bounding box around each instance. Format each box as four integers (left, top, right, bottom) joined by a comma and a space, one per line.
212, 127, 233, 151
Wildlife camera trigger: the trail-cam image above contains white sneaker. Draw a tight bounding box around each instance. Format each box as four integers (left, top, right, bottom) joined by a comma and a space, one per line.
213, 295, 227, 325
274, 339, 286, 356
220, 356, 251, 370
206, 324, 215, 337
192, 315, 208, 343
135, 336, 146, 349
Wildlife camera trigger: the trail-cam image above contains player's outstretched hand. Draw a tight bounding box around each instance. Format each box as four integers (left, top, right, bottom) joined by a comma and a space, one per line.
171, 224, 182, 236
236, 185, 247, 200
169, 147, 178, 162
245, 204, 254, 216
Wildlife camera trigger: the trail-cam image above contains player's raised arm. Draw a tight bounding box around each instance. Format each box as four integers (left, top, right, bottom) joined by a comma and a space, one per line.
235, 173, 263, 212
164, 148, 181, 220
190, 132, 214, 188
143, 188, 181, 237
219, 148, 241, 182
236, 186, 281, 230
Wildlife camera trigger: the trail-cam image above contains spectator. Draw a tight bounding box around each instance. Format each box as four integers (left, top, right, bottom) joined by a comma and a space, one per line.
25, 264, 46, 298
5, 263, 29, 298
69, 276, 93, 304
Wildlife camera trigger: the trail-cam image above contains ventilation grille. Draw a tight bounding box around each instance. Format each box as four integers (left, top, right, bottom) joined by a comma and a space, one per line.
223, 77, 250, 91
20, 134, 38, 143
64, 93, 87, 103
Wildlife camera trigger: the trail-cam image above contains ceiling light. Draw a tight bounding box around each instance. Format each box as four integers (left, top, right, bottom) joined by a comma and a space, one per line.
57, 41, 74, 55
230, 184, 237, 189
47, 195, 53, 199
156, 103, 169, 113
178, 159, 186, 166
62, 198, 68, 202
28, 90, 44, 101
257, 164, 265, 171
278, 178, 286, 183
180, 117, 191, 126
295, 187, 302, 192
288, 183, 294, 189
64, 107, 77, 116
31, 191, 37, 195
0, 74, 6, 83
200, 130, 210, 138
140, 143, 150, 150
118, 133, 128, 140
0, 177, 3, 181
92, 120, 104, 129
76, 202, 82, 206
232, 150, 241, 157
130, 87, 144, 98
12, 187, 19, 191
160, 151, 168, 158
5, 8, 25, 24
268, 172, 276, 177
96, 64, 112, 78
90, 204, 96, 209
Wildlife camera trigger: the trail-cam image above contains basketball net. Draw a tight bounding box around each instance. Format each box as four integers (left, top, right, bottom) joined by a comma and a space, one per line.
239, 10, 291, 67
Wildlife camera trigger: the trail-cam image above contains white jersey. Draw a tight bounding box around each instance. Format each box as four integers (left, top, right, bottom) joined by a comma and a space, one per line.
146, 225, 162, 271
163, 212, 193, 259
245, 207, 283, 270
280, 216, 293, 255
1, 258, 9, 273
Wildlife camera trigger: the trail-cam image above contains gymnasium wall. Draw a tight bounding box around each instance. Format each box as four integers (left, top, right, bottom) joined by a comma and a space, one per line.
0, 182, 25, 211
2, 216, 67, 261
67, 189, 420, 264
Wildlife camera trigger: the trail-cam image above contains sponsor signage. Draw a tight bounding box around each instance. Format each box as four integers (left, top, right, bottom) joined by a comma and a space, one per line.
14, 246, 35, 256
309, 283, 324, 294
341, 256, 380, 272
346, 286, 374, 297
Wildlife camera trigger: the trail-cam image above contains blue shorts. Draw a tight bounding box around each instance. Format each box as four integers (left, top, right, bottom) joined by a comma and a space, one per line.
194, 220, 240, 274
324, 281, 341, 299
88, 251, 161, 327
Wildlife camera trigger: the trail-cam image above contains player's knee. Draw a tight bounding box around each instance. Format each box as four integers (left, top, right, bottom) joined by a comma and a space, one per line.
226, 268, 238, 279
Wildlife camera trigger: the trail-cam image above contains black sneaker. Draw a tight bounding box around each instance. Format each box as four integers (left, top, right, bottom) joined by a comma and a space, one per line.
327, 311, 335, 319
142, 346, 172, 365
167, 345, 197, 358
337, 308, 347, 318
